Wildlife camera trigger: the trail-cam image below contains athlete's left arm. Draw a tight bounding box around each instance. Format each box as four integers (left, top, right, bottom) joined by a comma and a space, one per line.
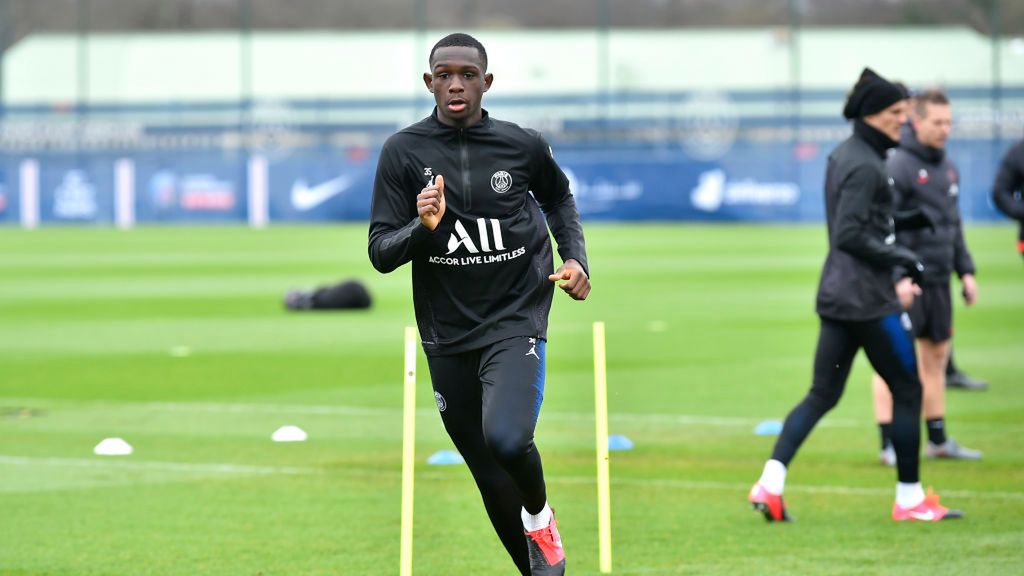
529, 132, 590, 279
950, 164, 977, 287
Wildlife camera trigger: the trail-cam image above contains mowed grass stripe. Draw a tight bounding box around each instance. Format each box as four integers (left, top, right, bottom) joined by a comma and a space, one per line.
0, 224, 1020, 575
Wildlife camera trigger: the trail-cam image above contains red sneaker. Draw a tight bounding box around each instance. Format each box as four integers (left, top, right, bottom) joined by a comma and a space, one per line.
524, 512, 565, 575
892, 488, 964, 522
749, 482, 792, 522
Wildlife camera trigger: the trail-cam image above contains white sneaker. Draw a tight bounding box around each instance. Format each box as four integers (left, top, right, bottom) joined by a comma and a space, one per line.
879, 445, 896, 467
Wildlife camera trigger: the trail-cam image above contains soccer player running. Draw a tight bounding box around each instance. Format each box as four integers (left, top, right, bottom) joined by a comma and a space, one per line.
748, 68, 962, 523
992, 133, 1024, 261
368, 33, 590, 575
871, 89, 982, 466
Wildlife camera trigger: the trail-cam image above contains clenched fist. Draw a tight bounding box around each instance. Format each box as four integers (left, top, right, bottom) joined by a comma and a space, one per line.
417, 174, 446, 231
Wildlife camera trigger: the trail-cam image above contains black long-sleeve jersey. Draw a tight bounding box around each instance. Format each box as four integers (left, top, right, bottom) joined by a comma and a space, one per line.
888, 125, 975, 284
992, 138, 1024, 222
368, 109, 589, 356
816, 120, 920, 322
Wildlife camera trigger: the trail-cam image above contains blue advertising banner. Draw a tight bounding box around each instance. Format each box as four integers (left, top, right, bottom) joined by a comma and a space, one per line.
0, 165, 9, 222
36, 156, 115, 225
134, 153, 247, 223
266, 147, 376, 222
0, 90, 1017, 226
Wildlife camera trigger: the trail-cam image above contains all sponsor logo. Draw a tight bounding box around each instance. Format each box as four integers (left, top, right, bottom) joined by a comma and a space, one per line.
428, 217, 527, 266
447, 218, 505, 255
690, 169, 799, 213
434, 391, 447, 412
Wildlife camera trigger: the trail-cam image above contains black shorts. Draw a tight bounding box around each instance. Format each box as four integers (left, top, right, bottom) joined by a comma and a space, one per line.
908, 282, 952, 342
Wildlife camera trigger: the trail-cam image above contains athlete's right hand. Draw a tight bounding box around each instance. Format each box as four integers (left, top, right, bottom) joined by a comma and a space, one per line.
417, 174, 446, 231
895, 276, 920, 310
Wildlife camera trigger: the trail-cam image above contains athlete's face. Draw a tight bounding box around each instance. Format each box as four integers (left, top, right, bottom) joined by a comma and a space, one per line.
424, 46, 493, 128
864, 100, 908, 142
912, 102, 952, 150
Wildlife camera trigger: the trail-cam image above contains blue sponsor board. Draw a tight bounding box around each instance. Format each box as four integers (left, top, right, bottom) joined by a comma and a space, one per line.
0, 165, 9, 221
134, 152, 247, 222
36, 156, 115, 225
0, 129, 1014, 224
266, 146, 377, 221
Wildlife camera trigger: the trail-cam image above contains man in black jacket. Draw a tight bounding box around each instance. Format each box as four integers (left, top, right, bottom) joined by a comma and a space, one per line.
992, 135, 1024, 260
748, 68, 961, 523
368, 33, 589, 576
871, 89, 982, 465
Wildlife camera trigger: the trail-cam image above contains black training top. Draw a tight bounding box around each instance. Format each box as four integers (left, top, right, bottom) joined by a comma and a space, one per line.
887, 125, 975, 285
368, 109, 589, 356
815, 121, 920, 322
992, 137, 1024, 223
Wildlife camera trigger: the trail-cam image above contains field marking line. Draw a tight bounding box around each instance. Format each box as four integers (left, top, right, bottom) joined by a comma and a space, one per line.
0, 398, 865, 428
20, 399, 1021, 432
0, 455, 316, 476
2, 454, 1021, 502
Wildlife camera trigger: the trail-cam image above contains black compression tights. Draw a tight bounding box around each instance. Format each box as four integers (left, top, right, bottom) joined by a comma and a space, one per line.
771, 314, 923, 483
426, 337, 549, 576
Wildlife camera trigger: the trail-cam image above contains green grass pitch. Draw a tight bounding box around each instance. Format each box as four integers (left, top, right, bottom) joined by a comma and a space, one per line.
0, 224, 1021, 575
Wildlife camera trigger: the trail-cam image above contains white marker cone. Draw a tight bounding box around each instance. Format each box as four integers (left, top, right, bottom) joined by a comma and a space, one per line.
94, 437, 133, 456
272, 425, 307, 442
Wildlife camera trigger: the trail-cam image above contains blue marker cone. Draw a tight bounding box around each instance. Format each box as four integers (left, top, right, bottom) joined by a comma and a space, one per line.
607, 434, 634, 451
427, 450, 465, 465
754, 420, 784, 436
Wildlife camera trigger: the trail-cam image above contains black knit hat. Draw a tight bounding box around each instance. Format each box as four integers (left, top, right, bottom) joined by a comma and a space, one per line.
842, 68, 905, 119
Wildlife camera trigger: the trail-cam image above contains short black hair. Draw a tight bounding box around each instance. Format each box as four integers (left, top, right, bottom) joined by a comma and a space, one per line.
429, 33, 487, 71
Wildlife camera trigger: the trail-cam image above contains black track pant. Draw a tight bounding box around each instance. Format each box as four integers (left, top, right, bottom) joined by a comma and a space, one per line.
772, 314, 923, 483
426, 336, 548, 576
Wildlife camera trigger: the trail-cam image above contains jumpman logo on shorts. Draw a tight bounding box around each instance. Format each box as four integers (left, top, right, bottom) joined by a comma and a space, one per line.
526, 337, 540, 359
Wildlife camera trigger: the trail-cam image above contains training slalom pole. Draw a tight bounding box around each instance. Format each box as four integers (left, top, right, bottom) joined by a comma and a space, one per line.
400, 326, 417, 576
593, 321, 612, 573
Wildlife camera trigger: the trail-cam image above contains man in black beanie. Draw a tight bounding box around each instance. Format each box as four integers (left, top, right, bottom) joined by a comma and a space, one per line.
748, 68, 962, 523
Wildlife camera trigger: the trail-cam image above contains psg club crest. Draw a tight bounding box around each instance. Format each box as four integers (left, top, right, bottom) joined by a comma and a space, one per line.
491, 170, 512, 194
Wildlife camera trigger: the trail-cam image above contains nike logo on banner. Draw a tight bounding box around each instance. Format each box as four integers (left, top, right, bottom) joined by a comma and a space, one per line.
908, 510, 935, 521
290, 175, 355, 211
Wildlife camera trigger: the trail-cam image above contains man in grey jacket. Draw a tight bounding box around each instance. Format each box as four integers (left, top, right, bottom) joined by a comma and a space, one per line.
872, 89, 982, 466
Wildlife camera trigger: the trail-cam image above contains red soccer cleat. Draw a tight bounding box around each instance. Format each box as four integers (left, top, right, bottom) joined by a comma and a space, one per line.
892, 488, 964, 522
524, 511, 566, 575
749, 482, 792, 522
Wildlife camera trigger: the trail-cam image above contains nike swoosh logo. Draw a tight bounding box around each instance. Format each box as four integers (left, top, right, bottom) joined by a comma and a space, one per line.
290, 175, 356, 211
908, 510, 934, 521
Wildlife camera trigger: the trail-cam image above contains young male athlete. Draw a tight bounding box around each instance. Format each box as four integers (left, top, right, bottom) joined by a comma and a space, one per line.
368, 33, 590, 575
748, 68, 962, 523
871, 89, 982, 466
